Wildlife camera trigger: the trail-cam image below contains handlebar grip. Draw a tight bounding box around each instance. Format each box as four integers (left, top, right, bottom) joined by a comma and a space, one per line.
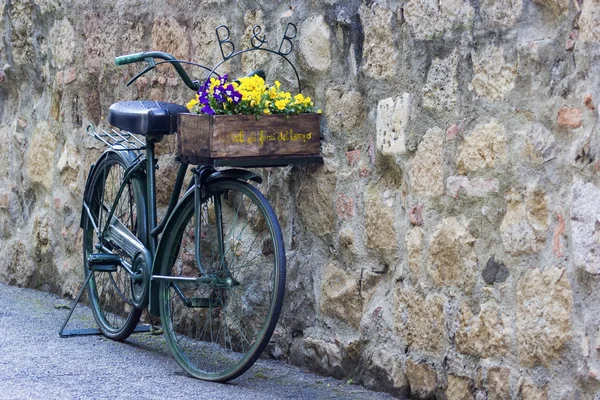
115, 52, 148, 66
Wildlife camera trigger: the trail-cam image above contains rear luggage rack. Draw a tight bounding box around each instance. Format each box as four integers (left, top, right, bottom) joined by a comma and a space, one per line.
86, 124, 146, 153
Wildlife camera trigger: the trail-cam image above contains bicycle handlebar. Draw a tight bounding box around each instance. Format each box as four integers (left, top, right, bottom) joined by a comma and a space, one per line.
114, 52, 148, 66
114, 51, 200, 91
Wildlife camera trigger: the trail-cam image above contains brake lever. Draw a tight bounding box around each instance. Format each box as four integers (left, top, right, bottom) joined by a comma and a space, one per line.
126, 57, 157, 87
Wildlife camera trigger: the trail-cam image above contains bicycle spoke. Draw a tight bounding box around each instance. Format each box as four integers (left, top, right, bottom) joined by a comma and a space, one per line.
159, 180, 285, 381
83, 152, 142, 340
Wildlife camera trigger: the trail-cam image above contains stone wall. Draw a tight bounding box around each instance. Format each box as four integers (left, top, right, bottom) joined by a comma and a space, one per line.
1, 0, 600, 398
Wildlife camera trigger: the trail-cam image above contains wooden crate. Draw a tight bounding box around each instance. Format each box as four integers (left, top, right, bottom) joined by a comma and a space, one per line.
177, 113, 323, 167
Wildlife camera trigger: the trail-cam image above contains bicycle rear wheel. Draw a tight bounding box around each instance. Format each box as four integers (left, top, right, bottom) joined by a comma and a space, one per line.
158, 179, 286, 382
82, 152, 144, 340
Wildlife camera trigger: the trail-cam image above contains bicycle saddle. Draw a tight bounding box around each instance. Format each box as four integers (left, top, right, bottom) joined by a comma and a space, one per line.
108, 101, 189, 135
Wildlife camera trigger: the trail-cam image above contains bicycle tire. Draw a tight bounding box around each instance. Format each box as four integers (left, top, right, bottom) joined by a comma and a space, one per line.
82, 151, 144, 340
158, 179, 286, 382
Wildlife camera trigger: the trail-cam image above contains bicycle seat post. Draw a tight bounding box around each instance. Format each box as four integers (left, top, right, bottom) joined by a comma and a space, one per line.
145, 140, 158, 255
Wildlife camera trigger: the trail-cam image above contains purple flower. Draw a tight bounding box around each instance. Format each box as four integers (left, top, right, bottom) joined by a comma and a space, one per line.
213, 93, 225, 104
225, 84, 235, 97
199, 92, 210, 105
220, 74, 229, 85
201, 105, 215, 115
231, 91, 242, 104
214, 85, 227, 99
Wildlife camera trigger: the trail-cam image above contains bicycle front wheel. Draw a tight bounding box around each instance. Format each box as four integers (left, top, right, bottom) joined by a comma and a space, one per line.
158, 179, 286, 382
82, 152, 144, 340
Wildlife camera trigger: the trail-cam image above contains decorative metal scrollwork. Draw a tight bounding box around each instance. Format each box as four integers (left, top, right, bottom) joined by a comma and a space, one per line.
278, 23, 297, 56
251, 25, 266, 49
215, 25, 235, 60
211, 22, 302, 92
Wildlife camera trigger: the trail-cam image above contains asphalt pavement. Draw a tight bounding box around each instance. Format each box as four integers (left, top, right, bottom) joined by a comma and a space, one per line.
0, 282, 394, 400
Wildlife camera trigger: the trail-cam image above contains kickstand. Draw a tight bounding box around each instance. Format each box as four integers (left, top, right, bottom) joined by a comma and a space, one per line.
58, 273, 151, 338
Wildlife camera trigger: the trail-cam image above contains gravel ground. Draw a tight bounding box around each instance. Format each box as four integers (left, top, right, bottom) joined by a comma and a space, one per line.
0, 283, 395, 400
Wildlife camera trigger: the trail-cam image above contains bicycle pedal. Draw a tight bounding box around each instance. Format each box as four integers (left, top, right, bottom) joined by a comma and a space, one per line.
87, 253, 121, 272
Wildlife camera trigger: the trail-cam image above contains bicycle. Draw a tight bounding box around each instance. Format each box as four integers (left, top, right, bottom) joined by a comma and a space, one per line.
79, 50, 286, 382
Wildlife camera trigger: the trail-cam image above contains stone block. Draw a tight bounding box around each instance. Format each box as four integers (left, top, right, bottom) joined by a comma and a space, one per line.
487, 367, 511, 400
457, 120, 507, 174
299, 15, 331, 72
376, 94, 411, 157
406, 360, 437, 398
557, 107, 583, 128
289, 337, 344, 379
408, 205, 423, 226
151, 17, 189, 62
346, 150, 361, 166
532, 0, 569, 14
469, 46, 517, 100
297, 170, 336, 236
447, 375, 474, 400
500, 187, 548, 255
57, 143, 81, 188
83, 15, 118, 74
319, 261, 363, 328
241, 10, 269, 72
571, 180, 600, 273
455, 301, 509, 358
479, 0, 524, 28
584, 94, 595, 111
404, 0, 474, 40
406, 227, 424, 277
0, 241, 34, 287
428, 217, 477, 292
518, 123, 556, 165
365, 187, 398, 250
335, 193, 354, 221
395, 287, 446, 353
422, 50, 459, 112
27, 122, 59, 192
0, 190, 9, 209
363, 350, 409, 395
520, 378, 548, 400
516, 267, 573, 367
33, 213, 53, 259
410, 127, 444, 197
360, 5, 398, 78
580, 1, 600, 43
481, 256, 509, 285
446, 176, 500, 198
9, 2, 35, 65
325, 88, 366, 135
339, 227, 358, 255
49, 19, 75, 70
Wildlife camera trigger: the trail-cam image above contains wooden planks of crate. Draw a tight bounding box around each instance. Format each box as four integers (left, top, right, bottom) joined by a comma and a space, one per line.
177, 113, 323, 167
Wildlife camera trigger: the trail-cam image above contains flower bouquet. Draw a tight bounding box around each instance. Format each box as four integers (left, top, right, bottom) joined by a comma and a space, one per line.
177, 74, 322, 167
186, 74, 320, 117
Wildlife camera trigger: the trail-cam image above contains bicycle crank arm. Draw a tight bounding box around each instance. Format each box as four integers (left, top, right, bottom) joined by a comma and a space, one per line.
104, 215, 146, 259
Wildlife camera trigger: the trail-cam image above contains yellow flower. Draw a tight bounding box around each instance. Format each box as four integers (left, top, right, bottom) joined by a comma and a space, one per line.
275, 99, 288, 110
263, 108, 271, 114
294, 93, 305, 103
274, 81, 281, 88
186, 98, 199, 110
268, 87, 278, 99
317, 109, 322, 114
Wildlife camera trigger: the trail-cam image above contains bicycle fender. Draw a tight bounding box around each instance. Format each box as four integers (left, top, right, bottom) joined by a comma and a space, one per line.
205, 169, 262, 185
79, 163, 96, 229
79, 148, 145, 229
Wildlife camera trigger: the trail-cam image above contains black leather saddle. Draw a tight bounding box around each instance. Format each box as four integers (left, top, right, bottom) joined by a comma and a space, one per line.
108, 101, 189, 135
